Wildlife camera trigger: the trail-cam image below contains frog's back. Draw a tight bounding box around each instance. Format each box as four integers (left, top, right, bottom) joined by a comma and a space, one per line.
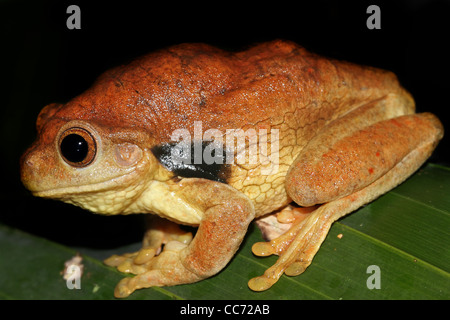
53, 40, 405, 139
50, 40, 411, 215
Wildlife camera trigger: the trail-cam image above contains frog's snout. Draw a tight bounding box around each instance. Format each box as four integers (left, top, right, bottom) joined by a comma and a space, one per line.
20, 145, 42, 193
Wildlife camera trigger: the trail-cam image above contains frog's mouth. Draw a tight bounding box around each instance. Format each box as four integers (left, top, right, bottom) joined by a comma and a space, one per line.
32, 180, 114, 199
32, 172, 136, 198
32, 175, 146, 215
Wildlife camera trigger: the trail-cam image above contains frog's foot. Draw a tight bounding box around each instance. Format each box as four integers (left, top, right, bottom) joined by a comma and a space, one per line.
113, 240, 201, 298
104, 217, 193, 275
249, 204, 330, 291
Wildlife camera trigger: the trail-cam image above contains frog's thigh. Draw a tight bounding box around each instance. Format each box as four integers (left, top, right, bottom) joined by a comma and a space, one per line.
286, 111, 443, 207
249, 112, 443, 291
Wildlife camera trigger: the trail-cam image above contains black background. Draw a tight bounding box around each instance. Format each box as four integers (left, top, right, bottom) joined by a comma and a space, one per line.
1, 0, 449, 247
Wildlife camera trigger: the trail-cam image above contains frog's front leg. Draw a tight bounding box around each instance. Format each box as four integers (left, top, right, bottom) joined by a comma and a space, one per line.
113, 179, 255, 298
249, 97, 443, 291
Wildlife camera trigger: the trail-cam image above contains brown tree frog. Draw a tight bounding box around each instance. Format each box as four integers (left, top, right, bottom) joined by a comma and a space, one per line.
20, 40, 443, 298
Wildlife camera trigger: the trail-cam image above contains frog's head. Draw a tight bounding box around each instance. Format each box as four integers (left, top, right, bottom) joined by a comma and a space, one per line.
20, 102, 166, 215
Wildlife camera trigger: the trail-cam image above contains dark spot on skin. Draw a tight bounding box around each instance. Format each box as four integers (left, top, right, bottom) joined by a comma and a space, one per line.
166, 99, 178, 112
151, 141, 231, 183
199, 95, 207, 107
197, 88, 207, 108
114, 79, 124, 88
175, 79, 184, 90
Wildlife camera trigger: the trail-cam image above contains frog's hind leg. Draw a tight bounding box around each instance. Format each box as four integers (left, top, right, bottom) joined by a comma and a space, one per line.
104, 216, 193, 275
249, 108, 443, 291
250, 195, 366, 290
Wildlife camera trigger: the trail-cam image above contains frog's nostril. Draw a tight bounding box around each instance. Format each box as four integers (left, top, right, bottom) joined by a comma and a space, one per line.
20, 151, 33, 171
20, 149, 42, 191
22, 149, 40, 169
24, 154, 35, 167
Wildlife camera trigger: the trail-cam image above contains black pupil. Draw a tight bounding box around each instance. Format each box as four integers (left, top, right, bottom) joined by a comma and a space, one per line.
60, 134, 89, 163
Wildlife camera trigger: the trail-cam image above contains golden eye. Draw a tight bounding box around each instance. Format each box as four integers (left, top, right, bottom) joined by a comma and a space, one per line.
59, 127, 96, 167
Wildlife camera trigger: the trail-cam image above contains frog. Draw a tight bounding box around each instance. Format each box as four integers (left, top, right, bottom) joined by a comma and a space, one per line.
20, 40, 443, 298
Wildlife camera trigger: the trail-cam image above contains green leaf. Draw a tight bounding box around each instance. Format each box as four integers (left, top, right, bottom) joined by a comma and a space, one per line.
1, 163, 449, 300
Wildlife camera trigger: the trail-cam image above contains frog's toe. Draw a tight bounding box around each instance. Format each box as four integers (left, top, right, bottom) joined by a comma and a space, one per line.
114, 278, 134, 298
133, 247, 157, 265
284, 261, 309, 276
248, 275, 278, 291
104, 254, 127, 267
114, 270, 164, 298
104, 251, 138, 266
247, 260, 310, 290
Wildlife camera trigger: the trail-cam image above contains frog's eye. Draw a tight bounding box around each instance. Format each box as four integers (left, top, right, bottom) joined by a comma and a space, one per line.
59, 127, 97, 167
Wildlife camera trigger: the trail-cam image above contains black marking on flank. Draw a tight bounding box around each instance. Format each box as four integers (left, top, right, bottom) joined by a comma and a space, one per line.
151, 141, 231, 183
